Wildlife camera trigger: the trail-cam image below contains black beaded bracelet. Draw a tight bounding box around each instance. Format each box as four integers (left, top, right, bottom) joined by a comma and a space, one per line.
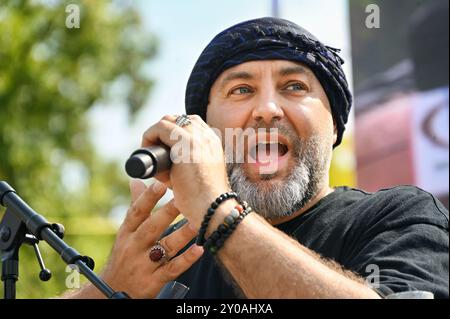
204, 206, 252, 255
196, 192, 239, 246
202, 202, 245, 249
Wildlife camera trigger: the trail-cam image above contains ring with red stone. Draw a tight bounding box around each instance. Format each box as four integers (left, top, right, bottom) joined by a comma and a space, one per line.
149, 241, 169, 264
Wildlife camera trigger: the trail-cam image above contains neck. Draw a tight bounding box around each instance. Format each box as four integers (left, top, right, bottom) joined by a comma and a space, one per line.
267, 184, 334, 226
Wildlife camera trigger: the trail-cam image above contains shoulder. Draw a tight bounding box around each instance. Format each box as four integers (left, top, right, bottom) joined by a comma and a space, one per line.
334, 186, 449, 298
338, 185, 448, 230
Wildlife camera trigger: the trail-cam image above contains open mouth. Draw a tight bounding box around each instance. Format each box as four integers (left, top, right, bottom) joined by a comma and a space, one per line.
248, 135, 290, 164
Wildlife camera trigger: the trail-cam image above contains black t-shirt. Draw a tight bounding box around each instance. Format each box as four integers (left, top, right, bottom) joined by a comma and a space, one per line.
164, 186, 449, 299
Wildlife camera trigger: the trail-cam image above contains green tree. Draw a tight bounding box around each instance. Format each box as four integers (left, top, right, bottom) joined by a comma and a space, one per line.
0, 0, 156, 298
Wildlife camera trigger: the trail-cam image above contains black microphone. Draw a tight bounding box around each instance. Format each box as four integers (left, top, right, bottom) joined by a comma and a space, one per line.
125, 145, 172, 179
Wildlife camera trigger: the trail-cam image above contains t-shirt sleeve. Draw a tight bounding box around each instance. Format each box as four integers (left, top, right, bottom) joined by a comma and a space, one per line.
342, 187, 449, 299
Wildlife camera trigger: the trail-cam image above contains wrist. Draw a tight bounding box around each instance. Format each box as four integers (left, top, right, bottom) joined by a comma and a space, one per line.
65, 282, 106, 299
204, 198, 240, 238
192, 188, 233, 229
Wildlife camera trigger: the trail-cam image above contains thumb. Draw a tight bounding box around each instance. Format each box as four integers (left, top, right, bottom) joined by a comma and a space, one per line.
129, 179, 147, 203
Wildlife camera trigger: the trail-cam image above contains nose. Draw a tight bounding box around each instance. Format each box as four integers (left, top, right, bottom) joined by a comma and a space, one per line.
251, 91, 284, 124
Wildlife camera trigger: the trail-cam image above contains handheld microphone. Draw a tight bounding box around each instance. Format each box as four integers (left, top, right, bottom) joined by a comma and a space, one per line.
125, 145, 172, 179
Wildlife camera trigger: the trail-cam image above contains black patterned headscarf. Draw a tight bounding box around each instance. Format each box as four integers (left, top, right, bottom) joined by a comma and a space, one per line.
185, 17, 352, 147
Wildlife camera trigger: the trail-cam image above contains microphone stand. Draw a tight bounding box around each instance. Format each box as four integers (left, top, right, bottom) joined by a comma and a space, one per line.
0, 181, 129, 299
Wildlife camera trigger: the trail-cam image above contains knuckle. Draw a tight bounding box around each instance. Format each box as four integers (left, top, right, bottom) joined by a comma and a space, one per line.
166, 205, 179, 219
145, 221, 158, 237
142, 126, 153, 139
140, 221, 158, 238
161, 115, 173, 122
146, 185, 163, 199
165, 261, 180, 277
117, 225, 129, 239
190, 114, 202, 122
129, 202, 140, 217
160, 239, 174, 256
182, 224, 196, 237
133, 229, 145, 242
160, 120, 175, 131
184, 248, 198, 263
159, 272, 175, 284
135, 222, 157, 242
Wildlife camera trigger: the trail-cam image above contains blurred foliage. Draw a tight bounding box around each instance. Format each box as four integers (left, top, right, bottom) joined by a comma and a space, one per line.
0, 0, 157, 298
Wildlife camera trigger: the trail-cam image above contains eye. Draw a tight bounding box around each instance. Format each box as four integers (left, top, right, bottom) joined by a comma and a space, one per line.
284, 82, 308, 92
230, 86, 253, 95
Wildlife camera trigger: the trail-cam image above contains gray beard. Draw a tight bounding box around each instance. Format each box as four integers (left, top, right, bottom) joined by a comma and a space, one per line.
227, 134, 330, 220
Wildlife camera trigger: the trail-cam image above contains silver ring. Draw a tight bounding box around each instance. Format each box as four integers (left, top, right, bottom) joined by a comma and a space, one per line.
175, 114, 192, 128
149, 241, 169, 264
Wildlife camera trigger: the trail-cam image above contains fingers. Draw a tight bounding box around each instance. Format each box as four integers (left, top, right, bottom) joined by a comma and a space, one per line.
122, 180, 167, 233
149, 244, 204, 292
141, 118, 188, 149
129, 179, 147, 203
140, 114, 208, 150
189, 114, 210, 130
133, 199, 181, 248
157, 222, 198, 258
153, 171, 172, 190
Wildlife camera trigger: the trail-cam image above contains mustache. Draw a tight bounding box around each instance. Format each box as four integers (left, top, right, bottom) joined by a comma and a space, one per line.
252, 120, 295, 138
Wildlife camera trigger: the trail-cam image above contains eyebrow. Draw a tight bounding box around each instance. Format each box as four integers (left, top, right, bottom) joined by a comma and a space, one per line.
220, 71, 254, 88
219, 65, 310, 89
278, 66, 310, 77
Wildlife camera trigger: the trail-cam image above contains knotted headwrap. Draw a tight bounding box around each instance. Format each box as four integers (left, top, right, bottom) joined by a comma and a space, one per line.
185, 17, 352, 147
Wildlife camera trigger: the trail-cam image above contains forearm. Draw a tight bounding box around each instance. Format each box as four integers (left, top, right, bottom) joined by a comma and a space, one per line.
207, 200, 381, 299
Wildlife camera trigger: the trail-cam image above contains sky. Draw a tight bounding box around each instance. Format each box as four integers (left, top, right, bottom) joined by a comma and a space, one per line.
88, 0, 353, 164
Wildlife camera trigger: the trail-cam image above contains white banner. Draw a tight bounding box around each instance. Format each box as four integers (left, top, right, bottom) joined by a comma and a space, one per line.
411, 87, 449, 196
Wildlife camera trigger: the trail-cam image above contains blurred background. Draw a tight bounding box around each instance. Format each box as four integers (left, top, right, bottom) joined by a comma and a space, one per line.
0, 0, 448, 298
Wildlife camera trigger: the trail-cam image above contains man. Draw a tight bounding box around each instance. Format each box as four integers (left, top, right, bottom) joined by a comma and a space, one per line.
67, 17, 448, 299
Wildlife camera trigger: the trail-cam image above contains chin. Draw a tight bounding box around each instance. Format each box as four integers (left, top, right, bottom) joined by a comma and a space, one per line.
242, 169, 289, 193
243, 158, 295, 183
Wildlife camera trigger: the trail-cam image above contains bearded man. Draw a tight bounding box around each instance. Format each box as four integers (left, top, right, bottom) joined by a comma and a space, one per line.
67, 17, 448, 299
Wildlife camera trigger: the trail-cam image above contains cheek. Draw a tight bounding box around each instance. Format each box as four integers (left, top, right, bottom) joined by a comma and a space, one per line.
283, 97, 334, 137
206, 102, 249, 132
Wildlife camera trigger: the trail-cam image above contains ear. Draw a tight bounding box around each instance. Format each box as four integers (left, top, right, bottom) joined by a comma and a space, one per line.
332, 121, 338, 145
